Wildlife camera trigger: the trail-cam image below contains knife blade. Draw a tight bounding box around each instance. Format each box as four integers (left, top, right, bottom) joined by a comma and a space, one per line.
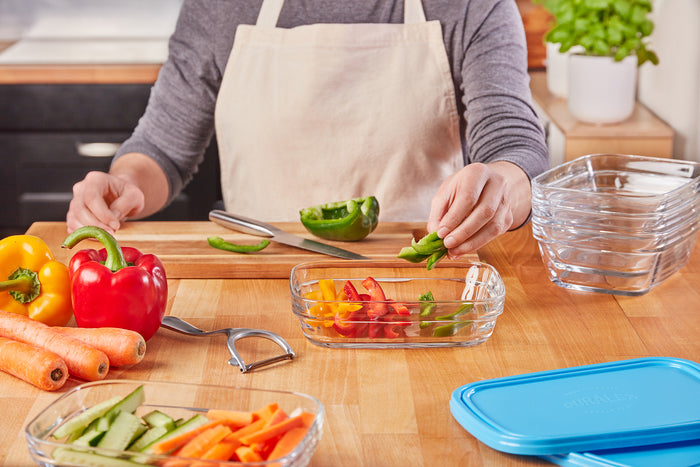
209, 210, 370, 260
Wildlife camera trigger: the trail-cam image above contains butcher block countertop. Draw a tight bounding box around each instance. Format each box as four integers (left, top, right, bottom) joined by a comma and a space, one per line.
3, 221, 700, 466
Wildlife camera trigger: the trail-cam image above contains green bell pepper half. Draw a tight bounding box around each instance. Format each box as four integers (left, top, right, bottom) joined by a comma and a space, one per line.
299, 196, 379, 242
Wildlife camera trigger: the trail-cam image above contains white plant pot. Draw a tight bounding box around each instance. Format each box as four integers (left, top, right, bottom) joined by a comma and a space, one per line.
545, 43, 585, 98
568, 54, 638, 124
546, 42, 569, 98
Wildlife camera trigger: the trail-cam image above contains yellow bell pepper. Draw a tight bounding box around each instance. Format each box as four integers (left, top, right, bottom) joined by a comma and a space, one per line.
0, 235, 73, 326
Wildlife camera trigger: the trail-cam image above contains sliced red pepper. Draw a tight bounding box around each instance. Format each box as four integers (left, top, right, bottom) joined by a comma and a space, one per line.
343, 280, 362, 301
333, 306, 369, 337
333, 313, 358, 337
384, 324, 402, 339
368, 323, 383, 339
388, 301, 410, 316
361, 277, 388, 320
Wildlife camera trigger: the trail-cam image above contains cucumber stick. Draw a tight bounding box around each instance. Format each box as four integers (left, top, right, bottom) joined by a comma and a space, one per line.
142, 409, 176, 430
127, 425, 169, 452
97, 411, 147, 454
52, 448, 146, 467
130, 414, 210, 464
52, 396, 122, 439
99, 386, 146, 431
139, 414, 209, 454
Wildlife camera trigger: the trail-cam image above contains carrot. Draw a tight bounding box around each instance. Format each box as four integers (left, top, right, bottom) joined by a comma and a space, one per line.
238, 412, 313, 445
206, 409, 254, 428
54, 326, 146, 366
252, 402, 279, 423
151, 420, 223, 455
267, 426, 311, 461
262, 407, 289, 427
162, 424, 232, 467
235, 445, 263, 462
249, 407, 289, 456
0, 309, 108, 381
177, 424, 231, 458
227, 418, 266, 440
193, 433, 242, 465
0, 336, 67, 391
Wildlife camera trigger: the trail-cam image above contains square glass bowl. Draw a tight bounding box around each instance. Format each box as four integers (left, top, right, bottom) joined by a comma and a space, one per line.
26, 380, 324, 467
289, 260, 505, 348
532, 153, 700, 215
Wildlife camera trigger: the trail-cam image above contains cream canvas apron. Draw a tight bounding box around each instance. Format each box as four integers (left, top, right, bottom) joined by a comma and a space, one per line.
215, 0, 463, 221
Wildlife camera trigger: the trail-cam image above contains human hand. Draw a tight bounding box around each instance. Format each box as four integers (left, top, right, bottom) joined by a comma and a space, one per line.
427, 161, 530, 257
66, 171, 146, 234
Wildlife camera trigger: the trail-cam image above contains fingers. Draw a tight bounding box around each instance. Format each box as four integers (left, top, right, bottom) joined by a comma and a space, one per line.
66, 172, 145, 234
428, 163, 515, 257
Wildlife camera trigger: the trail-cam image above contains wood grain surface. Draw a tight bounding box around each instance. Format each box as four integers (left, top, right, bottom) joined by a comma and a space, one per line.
2, 222, 699, 466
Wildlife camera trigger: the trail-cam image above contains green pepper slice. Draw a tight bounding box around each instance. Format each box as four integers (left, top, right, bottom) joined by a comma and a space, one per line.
397, 231, 448, 270
299, 196, 379, 242
207, 236, 270, 253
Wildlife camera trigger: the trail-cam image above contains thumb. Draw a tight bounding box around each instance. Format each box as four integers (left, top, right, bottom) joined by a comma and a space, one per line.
109, 186, 146, 220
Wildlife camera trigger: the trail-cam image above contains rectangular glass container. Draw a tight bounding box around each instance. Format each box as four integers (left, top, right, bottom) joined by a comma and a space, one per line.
289, 260, 505, 348
26, 380, 324, 467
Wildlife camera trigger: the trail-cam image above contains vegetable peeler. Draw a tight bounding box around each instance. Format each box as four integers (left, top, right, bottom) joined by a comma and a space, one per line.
160, 316, 294, 373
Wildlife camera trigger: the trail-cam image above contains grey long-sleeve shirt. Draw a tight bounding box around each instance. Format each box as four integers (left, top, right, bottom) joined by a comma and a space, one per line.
116, 0, 549, 207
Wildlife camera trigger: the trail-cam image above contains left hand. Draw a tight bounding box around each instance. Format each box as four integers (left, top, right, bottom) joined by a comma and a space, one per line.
427, 161, 531, 257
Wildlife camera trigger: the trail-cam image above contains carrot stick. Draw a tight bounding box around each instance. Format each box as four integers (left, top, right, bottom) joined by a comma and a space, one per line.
227, 418, 265, 440
0, 310, 109, 381
151, 420, 222, 455
0, 336, 67, 391
193, 433, 242, 465
162, 424, 232, 467
266, 426, 311, 461
238, 412, 311, 445
177, 424, 231, 459
249, 407, 289, 455
54, 326, 146, 366
206, 409, 254, 428
252, 402, 279, 423
235, 445, 263, 462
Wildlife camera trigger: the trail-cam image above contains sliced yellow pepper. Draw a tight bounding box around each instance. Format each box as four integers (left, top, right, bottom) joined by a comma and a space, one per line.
0, 235, 73, 326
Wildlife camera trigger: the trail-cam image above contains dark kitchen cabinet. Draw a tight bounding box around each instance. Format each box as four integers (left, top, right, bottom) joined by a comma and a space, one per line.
0, 83, 221, 237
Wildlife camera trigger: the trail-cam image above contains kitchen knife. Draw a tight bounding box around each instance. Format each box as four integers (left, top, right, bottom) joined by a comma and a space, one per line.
209, 209, 371, 260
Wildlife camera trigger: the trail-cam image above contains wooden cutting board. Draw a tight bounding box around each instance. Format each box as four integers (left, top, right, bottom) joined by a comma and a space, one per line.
26, 221, 477, 279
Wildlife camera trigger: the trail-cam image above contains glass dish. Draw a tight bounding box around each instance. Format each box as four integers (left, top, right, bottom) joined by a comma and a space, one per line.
25, 380, 324, 467
536, 234, 697, 295
531, 217, 700, 253
289, 260, 505, 348
532, 154, 700, 215
531, 199, 700, 234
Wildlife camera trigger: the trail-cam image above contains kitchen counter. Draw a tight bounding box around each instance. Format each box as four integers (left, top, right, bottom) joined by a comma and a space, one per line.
2, 221, 700, 466
0, 58, 161, 84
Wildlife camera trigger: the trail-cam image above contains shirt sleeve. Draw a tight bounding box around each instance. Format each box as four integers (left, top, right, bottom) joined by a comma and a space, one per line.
458, 0, 550, 182
112, 0, 228, 205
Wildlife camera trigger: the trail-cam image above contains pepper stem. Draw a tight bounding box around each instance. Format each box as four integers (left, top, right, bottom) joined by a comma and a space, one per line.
0, 267, 40, 303
62, 226, 129, 272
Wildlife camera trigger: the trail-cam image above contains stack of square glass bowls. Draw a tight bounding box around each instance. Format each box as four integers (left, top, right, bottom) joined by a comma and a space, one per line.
531, 154, 700, 296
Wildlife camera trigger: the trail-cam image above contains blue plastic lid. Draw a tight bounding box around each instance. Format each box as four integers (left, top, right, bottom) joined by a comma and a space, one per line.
543, 438, 700, 467
449, 357, 700, 456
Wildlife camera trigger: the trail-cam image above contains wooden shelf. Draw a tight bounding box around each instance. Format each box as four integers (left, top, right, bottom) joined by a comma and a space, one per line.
530, 71, 674, 164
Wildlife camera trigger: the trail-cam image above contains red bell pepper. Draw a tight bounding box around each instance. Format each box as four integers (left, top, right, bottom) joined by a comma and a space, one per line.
343, 280, 362, 301
61, 226, 167, 341
361, 277, 388, 319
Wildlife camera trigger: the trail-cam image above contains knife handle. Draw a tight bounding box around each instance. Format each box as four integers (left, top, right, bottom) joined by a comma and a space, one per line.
209, 210, 276, 237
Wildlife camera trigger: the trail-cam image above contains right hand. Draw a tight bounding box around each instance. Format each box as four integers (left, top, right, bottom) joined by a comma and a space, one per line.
66, 171, 146, 234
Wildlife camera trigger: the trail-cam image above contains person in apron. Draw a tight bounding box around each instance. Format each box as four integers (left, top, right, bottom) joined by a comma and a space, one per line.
66, 0, 548, 257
